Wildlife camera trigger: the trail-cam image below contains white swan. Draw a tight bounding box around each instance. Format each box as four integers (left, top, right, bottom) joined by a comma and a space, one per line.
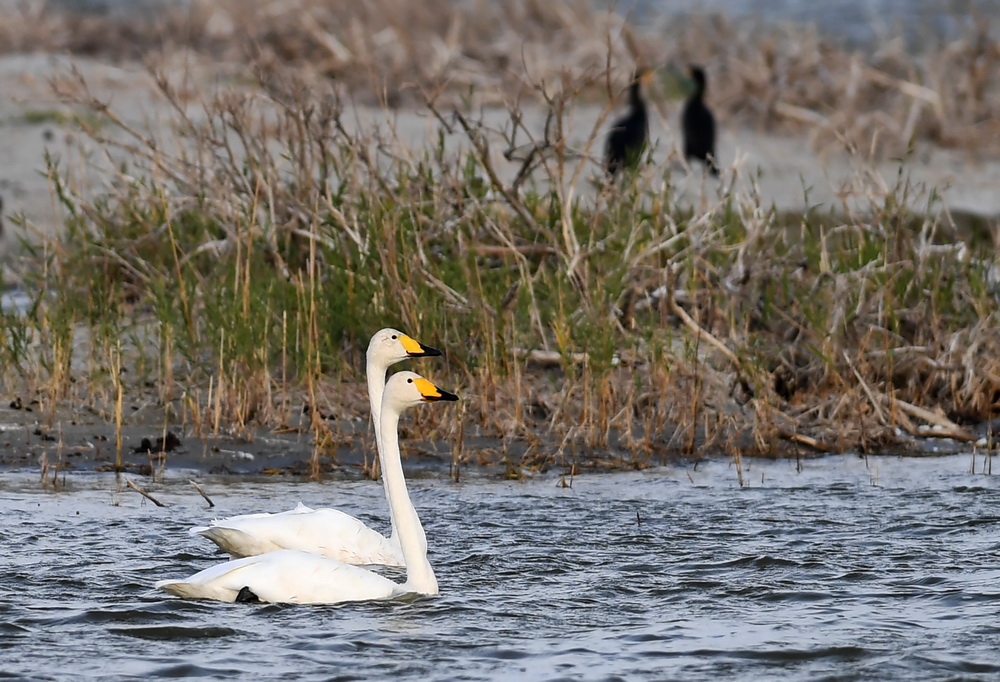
156, 371, 457, 604
189, 328, 441, 566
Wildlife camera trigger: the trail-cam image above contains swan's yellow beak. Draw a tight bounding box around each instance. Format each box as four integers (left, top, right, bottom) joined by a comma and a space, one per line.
413, 377, 459, 402
400, 334, 443, 358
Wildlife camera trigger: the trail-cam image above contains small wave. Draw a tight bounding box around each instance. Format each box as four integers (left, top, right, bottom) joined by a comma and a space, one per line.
109, 625, 238, 640
911, 653, 1000, 675
0, 622, 32, 635
60, 606, 188, 625
725, 645, 872, 662
698, 555, 806, 569
146, 663, 248, 677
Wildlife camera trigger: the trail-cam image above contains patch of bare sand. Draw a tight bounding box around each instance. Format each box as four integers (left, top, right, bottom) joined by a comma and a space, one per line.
1, 53, 999, 261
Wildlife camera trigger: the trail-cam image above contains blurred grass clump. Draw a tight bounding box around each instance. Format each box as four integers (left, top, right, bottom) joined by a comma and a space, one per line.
0, 0, 998, 474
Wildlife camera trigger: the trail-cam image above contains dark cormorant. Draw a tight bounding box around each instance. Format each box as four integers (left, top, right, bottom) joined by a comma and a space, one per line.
681, 65, 719, 176
604, 68, 652, 178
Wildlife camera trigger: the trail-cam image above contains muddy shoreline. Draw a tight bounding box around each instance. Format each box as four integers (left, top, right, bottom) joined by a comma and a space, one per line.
2, 396, 994, 483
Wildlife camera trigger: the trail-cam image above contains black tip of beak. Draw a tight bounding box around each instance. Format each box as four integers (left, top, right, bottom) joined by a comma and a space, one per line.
426, 388, 459, 402
410, 344, 443, 358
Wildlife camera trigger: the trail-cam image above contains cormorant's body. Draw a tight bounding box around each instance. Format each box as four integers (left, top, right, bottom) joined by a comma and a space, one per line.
681, 65, 719, 176
605, 70, 650, 178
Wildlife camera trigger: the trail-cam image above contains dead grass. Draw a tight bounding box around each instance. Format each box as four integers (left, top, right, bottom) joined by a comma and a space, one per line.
0, 2, 998, 478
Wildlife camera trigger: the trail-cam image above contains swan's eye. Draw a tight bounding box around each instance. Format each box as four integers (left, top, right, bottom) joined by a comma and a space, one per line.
391, 335, 398, 340
407, 378, 413, 383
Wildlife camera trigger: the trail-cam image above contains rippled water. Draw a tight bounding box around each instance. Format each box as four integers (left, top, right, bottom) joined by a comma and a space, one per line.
3, 454, 1000, 680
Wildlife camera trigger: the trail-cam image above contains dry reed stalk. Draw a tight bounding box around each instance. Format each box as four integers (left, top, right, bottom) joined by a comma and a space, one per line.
111, 339, 124, 469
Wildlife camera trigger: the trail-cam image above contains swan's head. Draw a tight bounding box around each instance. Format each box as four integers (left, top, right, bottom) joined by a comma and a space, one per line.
383, 371, 459, 412
367, 328, 442, 368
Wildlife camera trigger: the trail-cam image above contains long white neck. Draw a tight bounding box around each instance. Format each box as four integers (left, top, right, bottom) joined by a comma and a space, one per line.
378, 403, 438, 595
365, 356, 399, 545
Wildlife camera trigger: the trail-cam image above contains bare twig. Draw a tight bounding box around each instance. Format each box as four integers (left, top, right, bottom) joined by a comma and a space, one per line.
779, 430, 834, 452
189, 480, 215, 508
473, 244, 557, 257
668, 284, 743, 373
889, 397, 975, 441
843, 350, 888, 424
124, 478, 167, 507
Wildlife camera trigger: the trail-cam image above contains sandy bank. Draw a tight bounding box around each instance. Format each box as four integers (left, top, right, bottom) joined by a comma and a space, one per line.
1, 53, 998, 262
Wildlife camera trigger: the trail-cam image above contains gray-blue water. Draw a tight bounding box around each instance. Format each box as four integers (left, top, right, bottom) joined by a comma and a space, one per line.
3, 454, 1000, 680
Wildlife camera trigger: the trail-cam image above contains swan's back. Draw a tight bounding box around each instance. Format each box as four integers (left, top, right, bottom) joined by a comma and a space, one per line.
191, 506, 403, 566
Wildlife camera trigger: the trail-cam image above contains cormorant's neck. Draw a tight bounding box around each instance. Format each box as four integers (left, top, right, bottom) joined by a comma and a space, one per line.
628, 81, 644, 109
691, 79, 706, 101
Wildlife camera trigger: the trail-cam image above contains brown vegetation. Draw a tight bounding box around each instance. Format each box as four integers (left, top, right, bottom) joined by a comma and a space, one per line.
0, 1, 998, 479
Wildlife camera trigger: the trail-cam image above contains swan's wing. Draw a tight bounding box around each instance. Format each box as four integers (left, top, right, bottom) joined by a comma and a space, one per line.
191, 507, 404, 566
156, 550, 399, 604
193, 526, 283, 558
188, 502, 317, 534
279, 509, 402, 565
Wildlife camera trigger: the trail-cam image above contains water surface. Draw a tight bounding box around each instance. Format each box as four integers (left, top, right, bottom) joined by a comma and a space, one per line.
2, 454, 1000, 680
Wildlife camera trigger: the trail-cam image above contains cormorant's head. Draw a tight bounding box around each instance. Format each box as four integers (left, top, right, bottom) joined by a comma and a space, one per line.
688, 64, 707, 90
633, 66, 655, 87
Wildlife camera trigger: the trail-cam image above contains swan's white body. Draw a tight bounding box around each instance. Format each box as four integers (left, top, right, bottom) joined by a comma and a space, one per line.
157, 372, 456, 604
192, 503, 400, 565
189, 329, 440, 566
156, 548, 405, 604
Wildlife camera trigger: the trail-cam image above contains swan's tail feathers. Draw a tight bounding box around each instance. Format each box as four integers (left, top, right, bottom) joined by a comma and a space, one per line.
193, 526, 280, 558
155, 579, 236, 602
155, 579, 200, 599
188, 525, 210, 536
